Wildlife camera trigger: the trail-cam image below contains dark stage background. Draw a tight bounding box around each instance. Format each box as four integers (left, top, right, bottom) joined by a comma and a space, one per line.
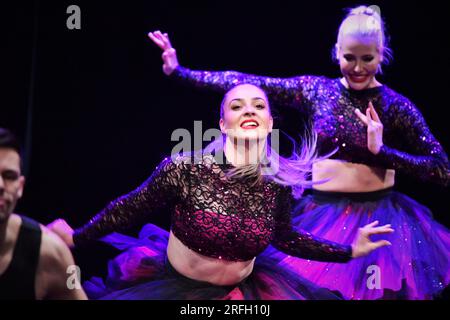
4, 0, 449, 278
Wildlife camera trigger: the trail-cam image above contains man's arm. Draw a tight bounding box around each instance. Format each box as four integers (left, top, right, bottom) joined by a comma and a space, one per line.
36, 227, 87, 300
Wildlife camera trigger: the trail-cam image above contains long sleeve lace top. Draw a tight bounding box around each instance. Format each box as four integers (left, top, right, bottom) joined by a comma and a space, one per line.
73, 155, 352, 262
171, 67, 449, 186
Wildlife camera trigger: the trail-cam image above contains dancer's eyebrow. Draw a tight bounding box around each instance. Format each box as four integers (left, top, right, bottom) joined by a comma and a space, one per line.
252, 97, 265, 102
229, 97, 265, 103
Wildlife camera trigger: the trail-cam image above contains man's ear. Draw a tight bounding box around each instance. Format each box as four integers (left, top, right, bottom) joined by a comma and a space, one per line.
17, 176, 25, 199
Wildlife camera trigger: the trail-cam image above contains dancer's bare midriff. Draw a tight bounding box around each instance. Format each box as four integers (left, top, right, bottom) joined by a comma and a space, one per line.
167, 231, 255, 286
312, 159, 395, 192
166, 159, 394, 286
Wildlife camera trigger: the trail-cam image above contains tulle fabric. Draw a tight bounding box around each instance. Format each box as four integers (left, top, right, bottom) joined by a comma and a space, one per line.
263, 189, 450, 300
83, 224, 344, 300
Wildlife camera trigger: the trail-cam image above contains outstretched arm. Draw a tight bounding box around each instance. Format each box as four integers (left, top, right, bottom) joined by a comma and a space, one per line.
271, 187, 394, 262
37, 227, 88, 300
148, 30, 315, 109
73, 157, 182, 246
49, 157, 183, 247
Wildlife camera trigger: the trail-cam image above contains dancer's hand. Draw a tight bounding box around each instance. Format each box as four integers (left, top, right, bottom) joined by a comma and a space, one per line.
47, 219, 75, 248
148, 30, 179, 75
351, 220, 394, 258
355, 101, 384, 154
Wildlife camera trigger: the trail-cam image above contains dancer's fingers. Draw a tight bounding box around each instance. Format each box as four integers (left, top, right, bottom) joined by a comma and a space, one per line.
161, 35, 171, 49
163, 33, 173, 48
155, 31, 172, 49
372, 240, 392, 250
365, 220, 379, 228
148, 32, 165, 49
369, 101, 381, 122
355, 108, 368, 125
366, 107, 374, 126
153, 31, 164, 42
369, 226, 395, 235
155, 30, 166, 43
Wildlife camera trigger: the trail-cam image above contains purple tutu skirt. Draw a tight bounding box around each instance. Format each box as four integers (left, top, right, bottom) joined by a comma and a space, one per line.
263, 188, 450, 300
83, 223, 344, 300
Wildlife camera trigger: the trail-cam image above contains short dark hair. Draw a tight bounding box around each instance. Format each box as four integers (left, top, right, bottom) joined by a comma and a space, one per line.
0, 128, 21, 154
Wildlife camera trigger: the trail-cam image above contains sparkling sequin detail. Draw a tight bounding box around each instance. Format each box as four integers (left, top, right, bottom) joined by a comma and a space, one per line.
172, 67, 449, 186
73, 155, 352, 262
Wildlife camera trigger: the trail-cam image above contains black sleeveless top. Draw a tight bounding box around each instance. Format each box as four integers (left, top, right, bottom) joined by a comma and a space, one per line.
0, 216, 42, 300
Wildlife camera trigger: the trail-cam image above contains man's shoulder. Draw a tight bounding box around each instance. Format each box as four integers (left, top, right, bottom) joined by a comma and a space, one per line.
39, 226, 72, 266
2, 214, 34, 250
8, 213, 22, 231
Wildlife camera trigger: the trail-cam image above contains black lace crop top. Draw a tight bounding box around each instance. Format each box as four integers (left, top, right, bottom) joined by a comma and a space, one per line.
171, 67, 449, 186
73, 155, 352, 262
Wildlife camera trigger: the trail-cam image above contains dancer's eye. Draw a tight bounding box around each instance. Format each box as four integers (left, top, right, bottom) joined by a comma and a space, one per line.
344, 54, 355, 61
362, 55, 374, 62
255, 104, 265, 110
231, 105, 242, 110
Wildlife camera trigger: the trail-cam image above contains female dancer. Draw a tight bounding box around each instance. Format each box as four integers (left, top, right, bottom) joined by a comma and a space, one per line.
48, 84, 392, 300
148, 6, 449, 299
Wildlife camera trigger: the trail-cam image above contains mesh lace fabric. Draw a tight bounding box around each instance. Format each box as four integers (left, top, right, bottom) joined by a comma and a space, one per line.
73, 154, 352, 262
172, 67, 449, 186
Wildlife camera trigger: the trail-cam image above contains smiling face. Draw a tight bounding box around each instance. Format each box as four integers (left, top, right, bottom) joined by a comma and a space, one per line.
0, 148, 24, 224
337, 35, 383, 90
219, 84, 273, 141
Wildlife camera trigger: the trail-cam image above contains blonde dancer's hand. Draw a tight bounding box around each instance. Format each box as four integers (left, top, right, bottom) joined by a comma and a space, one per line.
355, 101, 384, 155
148, 30, 179, 76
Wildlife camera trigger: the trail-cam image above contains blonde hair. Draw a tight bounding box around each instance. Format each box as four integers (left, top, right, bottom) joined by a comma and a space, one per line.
202, 131, 331, 199
209, 84, 332, 198
334, 5, 393, 73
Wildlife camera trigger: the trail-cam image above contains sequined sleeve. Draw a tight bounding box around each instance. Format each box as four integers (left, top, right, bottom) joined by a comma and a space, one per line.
171, 66, 318, 109
378, 97, 450, 186
73, 157, 182, 246
271, 186, 353, 262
